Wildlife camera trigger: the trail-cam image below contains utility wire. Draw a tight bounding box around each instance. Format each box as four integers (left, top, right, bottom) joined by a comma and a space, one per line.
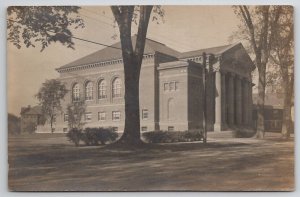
7, 18, 193, 64
7, 18, 122, 50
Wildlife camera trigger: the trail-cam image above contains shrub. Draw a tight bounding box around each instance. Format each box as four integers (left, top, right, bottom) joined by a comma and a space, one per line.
183, 130, 203, 141
142, 130, 203, 143
82, 127, 119, 146
234, 128, 256, 138
66, 128, 82, 146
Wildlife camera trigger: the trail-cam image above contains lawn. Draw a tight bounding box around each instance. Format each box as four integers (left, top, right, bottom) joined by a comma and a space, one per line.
8, 133, 294, 191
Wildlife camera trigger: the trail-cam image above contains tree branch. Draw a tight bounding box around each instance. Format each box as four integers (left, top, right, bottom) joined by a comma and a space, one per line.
134, 6, 153, 64
111, 6, 122, 25
239, 6, 258, 54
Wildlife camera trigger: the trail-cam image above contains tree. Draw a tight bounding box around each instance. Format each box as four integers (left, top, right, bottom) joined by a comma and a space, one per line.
233, 6, 281, 138
67, 100, 86, 130
7, 6, 84, 51
8, 113, 21, 135
269, 6, 294, 139
36, 79, 68, 133
110, 6, 157, 145
8, 6, 163, 146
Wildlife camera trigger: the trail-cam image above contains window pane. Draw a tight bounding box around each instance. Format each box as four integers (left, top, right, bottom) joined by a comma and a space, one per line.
168, 126, 174, 131
112, 78, 122, 98
85, 82, 93, 100
170, 82, 175, 91
85, 113, 92, 121
142, 109, 148, 119
64, 114, 68, 122
175, 82, 179, 90
98, 112, 106, 121
72, 83, 80, 102
112, 111, 121, 121
98, 80, 107, 99
164, 83, 169, 91
141, 127, 147, 132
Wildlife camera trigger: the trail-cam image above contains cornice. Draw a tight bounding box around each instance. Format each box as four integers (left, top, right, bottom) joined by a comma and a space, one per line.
56, 53, 154, 73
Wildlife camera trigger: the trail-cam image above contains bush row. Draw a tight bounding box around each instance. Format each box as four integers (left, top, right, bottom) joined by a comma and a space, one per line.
142, 130, 203, 143
66, 127, 119, 146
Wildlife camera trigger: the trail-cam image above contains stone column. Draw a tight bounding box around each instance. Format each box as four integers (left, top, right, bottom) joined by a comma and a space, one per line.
228, 73, 235, 127
243, 80, 249, 126
221, 72, 227, 130
235, 76, 242, 126
214, 69, 222, 131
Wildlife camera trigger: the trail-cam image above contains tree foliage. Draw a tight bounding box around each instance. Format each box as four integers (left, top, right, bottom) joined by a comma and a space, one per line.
232, 6, 282, 138
8, 5, 164, 146
36, 79, 68, 132
269, 6, 294, 138
7, 6, 84, 51
67, 100, 86, 130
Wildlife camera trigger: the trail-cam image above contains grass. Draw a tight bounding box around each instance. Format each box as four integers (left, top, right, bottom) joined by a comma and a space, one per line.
8, 133, 294, 191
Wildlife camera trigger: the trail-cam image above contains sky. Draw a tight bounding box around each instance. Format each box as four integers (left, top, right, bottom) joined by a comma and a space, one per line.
7, 5, 242, 116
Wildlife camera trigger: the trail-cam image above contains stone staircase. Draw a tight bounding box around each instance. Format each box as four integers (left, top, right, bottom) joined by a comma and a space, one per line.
207, 130, 236, 139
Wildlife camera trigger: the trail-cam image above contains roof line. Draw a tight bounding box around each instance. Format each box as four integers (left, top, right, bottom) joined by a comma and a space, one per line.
216, 42, 241, 55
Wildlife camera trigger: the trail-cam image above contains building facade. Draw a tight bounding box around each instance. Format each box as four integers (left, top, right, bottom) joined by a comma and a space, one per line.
52, 37, 255, 133
20, 105, 46, 133
253, 93, 284, 132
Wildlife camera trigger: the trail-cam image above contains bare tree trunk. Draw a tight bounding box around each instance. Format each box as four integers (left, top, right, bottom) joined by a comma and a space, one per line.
119, 63, 142, 145
50, 115, 53, 133
111, 6, 153, 146
281, 67, 293, 139
256, 60, 266, 139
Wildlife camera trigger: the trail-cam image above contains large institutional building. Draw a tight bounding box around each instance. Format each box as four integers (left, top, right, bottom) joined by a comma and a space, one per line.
40, 37, 255, 133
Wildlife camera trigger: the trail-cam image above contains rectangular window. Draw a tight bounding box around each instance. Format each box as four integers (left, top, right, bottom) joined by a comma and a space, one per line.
164, 83, 169, 91
142, 109, 149, 120
98, 112, 106, 121
112, 127, 118, 132
112, 111, 121, 121
64, 114, 69, 122
85, 112, 92, 122
169, 82, 175, 91
175, 82, 179, 90
168, 126, 174, 132
141, 126, 147, 132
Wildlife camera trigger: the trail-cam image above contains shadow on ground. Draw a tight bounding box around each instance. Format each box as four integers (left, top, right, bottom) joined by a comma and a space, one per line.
8, 134, 294, 191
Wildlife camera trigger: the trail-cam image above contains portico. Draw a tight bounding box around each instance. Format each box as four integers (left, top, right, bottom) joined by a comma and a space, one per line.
212, 56, 254, 131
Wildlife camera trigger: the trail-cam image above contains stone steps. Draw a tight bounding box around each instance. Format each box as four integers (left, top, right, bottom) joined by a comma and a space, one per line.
207, 130, 236, 139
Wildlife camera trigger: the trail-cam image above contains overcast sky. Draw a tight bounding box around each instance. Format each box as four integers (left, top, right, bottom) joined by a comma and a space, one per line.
7, 5, 242, 116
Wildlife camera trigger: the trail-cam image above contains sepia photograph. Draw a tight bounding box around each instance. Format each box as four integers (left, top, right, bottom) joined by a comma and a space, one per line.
6, 4, 294, 191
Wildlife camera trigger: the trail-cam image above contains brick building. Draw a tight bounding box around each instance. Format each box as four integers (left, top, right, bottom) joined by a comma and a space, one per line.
253, 93, 285, 132
20, 105, 46, 133
52, 37, 254, 133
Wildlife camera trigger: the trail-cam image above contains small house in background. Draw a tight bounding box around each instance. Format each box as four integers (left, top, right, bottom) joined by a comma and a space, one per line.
20, 105, 47, 133
252, 93, 283, 132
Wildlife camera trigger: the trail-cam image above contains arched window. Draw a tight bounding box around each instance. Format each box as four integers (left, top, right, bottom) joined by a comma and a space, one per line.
112, 78, 122, 98
98, 80, 107, 99
85, 81, 93, 101
72, 83, 80, 102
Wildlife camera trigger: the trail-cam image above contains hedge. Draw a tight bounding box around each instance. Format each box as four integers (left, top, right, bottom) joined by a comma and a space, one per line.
66, 127, 119, 146
142, 130, 203, 143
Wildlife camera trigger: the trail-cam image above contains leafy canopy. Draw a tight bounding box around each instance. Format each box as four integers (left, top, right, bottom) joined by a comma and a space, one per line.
36, 79, 68, 119
7, 6, 84, 51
